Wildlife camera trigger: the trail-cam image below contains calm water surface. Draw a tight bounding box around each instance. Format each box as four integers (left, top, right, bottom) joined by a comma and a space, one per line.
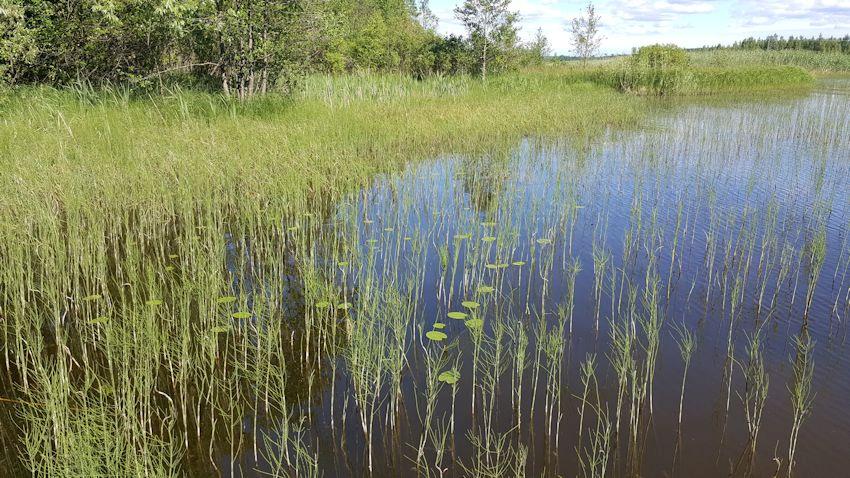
223, 79, 850, 477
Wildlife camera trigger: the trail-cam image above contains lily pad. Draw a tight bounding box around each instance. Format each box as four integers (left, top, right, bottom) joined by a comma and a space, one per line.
536, 238, 553, 245
465, 318, 484, 330
477, 285, 495, 294
481, 236, 496, 243
82, 294, 102, 302
232, 311, 252, 319
513, 261, 527, 266
433, 322, 446, 329
216, 296, 237, 304
447, 311, 468, 320
337, 302, 352, 310
315, 301, 331, 309
438, 369, 461, 385
461, 301, 480, 310
426, 330, 448, 342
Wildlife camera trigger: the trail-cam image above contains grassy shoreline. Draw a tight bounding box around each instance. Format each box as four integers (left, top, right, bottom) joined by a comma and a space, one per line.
0, 55, 838, 475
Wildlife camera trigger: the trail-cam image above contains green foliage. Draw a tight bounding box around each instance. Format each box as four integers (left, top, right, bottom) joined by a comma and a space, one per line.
621, 44, 691, 95
688, 48, 850, 73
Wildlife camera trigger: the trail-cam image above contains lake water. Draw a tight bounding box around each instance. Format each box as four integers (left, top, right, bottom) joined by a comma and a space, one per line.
231, 78, 850, 477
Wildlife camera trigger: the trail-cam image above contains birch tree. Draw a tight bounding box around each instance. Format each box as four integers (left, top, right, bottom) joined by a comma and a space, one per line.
454, 0, 517, 80
570, 2, 603, 66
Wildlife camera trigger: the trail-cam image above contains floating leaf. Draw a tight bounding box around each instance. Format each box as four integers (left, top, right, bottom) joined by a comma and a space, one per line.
168, 254, 179, 259
461, 301, 480, 310
89, 316, 109, 325
384, 227, 394, 232
338, 261, 349, 267
438, 369, 461, 385
403, 236, 412, 241
315, 301, 331, 309
536, 238, 553, 245
82, 294, 102, 302
447, 311, 468, 320
485, 264, 498, 270
513, 261, 526, 266
146, 299, 163, 307
216, 296, 237, 304
426, 330, 448, 342
465, 318, 484, 330
481, 236, 496, 243
337, 302, 352, 310
212, 325, 232, 334
477, 286, 495, 294
232, 311, 252, 319
433, 322, 446, 329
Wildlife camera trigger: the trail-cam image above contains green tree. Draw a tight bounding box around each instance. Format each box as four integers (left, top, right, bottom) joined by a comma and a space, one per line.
454, 0, 518, 80
569, 2, 602, 66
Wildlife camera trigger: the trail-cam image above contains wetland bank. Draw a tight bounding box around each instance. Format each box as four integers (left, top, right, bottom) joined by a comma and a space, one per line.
2, 27, 850, 478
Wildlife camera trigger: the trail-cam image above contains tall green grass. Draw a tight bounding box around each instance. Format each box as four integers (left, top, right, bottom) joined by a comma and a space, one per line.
689, 49, 850, 73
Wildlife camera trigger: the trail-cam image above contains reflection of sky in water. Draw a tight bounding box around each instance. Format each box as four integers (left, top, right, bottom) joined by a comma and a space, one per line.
229, 80, 850, 477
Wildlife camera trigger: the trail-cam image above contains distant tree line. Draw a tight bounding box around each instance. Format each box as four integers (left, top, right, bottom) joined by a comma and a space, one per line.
0, 0, 548, 96
701, 35, 850, 54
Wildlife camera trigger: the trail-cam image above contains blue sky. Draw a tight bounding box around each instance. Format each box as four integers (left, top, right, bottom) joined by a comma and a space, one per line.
429, 0, 850, 55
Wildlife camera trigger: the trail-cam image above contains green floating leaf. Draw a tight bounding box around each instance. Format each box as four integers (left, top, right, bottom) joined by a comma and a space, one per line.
513, 261, 526, 266
536, 238, 553, 245
403, 236, 412, 241
216, 296, 237, 304
231, 311, 252, 319
212, 325, 232, 334
485, 264, 498, 270
384, 227, 394, 232
89, 316, 109, 325
165, 265, 175, 272
82, 294, 102, 302
461, 301, 480, 310
426, 330, 448, 342
146, 300, 163, 307
447, 311, 468, 320
477, 286, 495, 294
481, 236, 496, 243
438, 369, 461, 385
337, 302, 352, 310
338, 261, 349, 267
168, 254, 179, 259
465, 318, 484, 330
315, 301, 331, 309
433, 322, 446, 330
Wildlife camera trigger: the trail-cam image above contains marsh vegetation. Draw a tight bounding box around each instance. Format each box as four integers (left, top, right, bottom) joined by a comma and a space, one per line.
2, 17, 850, 476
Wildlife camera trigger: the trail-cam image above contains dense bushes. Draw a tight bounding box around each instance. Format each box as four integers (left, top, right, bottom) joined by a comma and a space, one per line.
0, 0, 546, 94
617, 44, 691, 95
